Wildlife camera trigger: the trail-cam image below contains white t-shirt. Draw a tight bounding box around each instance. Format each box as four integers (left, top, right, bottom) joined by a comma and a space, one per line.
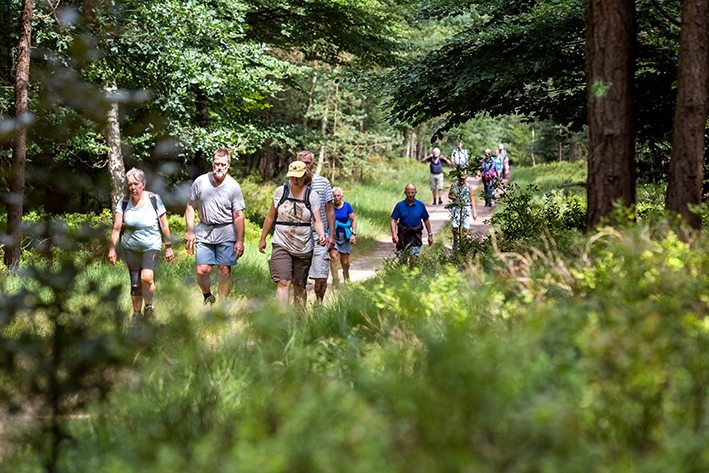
271, 185, 321, 254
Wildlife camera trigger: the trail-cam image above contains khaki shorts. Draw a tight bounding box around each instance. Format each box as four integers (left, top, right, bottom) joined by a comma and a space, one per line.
308, 236, 331, 279
268, 244, 313, 287
430, 173, 444, 191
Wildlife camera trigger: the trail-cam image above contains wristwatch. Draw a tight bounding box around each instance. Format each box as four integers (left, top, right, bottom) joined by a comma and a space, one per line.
351, 232, 356, 235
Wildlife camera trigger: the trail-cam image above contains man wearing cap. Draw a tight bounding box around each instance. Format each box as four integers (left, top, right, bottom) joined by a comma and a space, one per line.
390, 183, 433, 260
185, 148, 246, 305
297, 150, 336, 303
421, 148, 452, 205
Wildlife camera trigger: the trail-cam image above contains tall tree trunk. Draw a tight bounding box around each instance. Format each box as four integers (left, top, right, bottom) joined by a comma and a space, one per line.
304, 73, 317, 128
585, 0, 636, 229
4, 0, 33, 269
105, 85, 125, 211
666, 0, 709, 229
317, 82, 331, 176
191, 87, 209, 180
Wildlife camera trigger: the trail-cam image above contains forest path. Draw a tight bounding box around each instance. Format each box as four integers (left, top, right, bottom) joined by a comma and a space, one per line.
333, 177, 492, 283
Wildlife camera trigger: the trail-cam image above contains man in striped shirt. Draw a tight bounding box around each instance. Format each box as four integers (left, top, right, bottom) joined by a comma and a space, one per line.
298, 150, 336, 302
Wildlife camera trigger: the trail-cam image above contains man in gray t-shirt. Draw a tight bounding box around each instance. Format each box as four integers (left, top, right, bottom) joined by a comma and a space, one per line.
185, 148, 246, 305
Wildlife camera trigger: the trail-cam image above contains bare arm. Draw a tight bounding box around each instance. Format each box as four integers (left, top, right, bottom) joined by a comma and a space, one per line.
325, 200, 335, 248
259, 202, 277, 253
107, 211, 123, 265
185, 202, 197, 255
421, 154, 432, 163
348, 212, 357, 244
469, 184, 477, 220
390, 218, 399, 244
424, 218, 433, 245
233, 209, 245, 258
312, 207, 326, 246
158, 212, 175, 262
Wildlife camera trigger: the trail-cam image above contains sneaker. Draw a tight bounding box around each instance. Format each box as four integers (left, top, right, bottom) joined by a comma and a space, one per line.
144, 305, 155, 318
431, 201, 436, 205
203, 294, 216, 306
438, 198, 443, 204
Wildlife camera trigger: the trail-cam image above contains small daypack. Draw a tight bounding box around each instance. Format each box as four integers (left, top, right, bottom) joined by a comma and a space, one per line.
119, 192, 165, 242
274, 181, 313, 227
481, 170, 496, 185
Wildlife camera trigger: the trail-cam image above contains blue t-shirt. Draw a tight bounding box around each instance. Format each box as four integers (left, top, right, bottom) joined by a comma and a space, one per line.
117, 195, 166, 252
493, 156, 503, 171
391, 199, 429, 227
334, 202, 354, 225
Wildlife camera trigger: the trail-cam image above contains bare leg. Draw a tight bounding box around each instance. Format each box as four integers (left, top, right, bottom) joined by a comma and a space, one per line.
141, 269, 155, 305
131, 295, 142, 311
276, 280, 291, 307
329, 248, 340, 284
341, 253, 350, 281
293, 285, 307, 309
216, 265, 232, 299
314, 279, 327, 302
196, 264, 213, 294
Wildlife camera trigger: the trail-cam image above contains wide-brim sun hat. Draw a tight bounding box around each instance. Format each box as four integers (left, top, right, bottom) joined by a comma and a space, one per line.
286, 160, 307, 177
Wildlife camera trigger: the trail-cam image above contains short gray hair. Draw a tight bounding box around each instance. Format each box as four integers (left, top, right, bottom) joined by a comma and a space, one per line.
332, 187, 343, 196
125, 168, 146, 186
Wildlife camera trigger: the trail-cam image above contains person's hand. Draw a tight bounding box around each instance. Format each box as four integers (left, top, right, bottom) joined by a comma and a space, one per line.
318, 234, 326, 246
349, 235, 356, 245
259, 238, 267, 254
165, 247, 175, 262
428, 234, 434, 245
392, 234, 399, 245
327, 234, 335, 251
108, 247, 117, 265
235, 241, 244, 259
185, 230, 196, 256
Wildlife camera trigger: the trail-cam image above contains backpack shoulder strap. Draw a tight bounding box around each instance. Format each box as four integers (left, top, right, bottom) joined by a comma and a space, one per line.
304, 185, 312, 214
276, 181, 290, 210
119, 195, 130, 241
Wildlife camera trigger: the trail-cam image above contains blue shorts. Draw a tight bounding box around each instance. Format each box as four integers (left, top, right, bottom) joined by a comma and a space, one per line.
196, 242, 237, 266
396, 245, 421, 258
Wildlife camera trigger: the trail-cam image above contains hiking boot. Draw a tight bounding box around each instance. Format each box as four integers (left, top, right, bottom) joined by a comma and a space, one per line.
431, 201, 436, 205
343, 270, 350, 282
438, 198, 443, 204
144, 305, 155, 318
332, 278, 340, 287
203, 294, 216, 306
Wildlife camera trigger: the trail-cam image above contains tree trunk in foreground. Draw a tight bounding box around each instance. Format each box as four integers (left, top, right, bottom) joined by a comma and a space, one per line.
666, 0, 709, 229
4, 0, 33, 269
105, 85, 126, 211
585, 0, 636, 229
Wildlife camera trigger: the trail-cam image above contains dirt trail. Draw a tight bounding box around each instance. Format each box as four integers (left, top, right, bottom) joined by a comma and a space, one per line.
335, 178, 492, 283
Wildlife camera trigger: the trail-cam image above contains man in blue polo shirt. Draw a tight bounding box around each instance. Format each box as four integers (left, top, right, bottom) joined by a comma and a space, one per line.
390, 183, 434, 258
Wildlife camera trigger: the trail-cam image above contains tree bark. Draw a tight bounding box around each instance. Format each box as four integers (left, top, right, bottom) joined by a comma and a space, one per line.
191, 87, 209, 180
4, 0, 33, 269
585, 0, 636, 229
665, 0, 709, 229
105, 85, 126, 211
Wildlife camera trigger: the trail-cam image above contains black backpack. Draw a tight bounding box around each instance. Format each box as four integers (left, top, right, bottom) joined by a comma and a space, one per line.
119, 192, 166, 242
274, 181, 313, 227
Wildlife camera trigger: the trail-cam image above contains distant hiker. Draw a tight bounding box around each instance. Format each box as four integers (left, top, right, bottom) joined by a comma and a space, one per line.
451, 141, 469, 169
480, 149, 496, 207
421, 148, 452, 205
494, 147, 504, 180
390, 183, 434, 259
108, 168, 174, 320
447, 174, 477, 245
330, 187, 357, 285
185, 148, 246, 306
259, 161, 327, 308
298, 150, 336, 303
499, 144, 510, 179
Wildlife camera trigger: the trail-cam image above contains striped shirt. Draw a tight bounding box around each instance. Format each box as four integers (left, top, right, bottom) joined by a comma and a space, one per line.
310, 174, 333, 227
